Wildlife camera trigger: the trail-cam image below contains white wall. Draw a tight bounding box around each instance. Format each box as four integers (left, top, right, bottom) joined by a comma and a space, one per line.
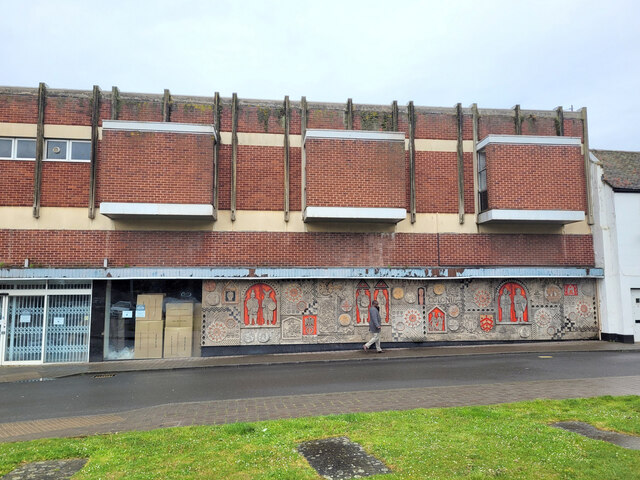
591, 152, 640, 341
614, 193, 640, 340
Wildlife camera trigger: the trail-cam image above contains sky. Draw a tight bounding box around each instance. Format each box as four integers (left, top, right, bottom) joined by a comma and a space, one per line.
2, 0, 639, 150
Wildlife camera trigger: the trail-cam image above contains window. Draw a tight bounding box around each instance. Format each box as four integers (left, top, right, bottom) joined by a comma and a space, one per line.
45, 139, 91, 162
0, 138, 36, 160
478, 150, 488, 212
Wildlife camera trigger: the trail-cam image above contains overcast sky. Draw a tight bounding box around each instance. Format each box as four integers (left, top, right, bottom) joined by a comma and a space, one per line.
2, 0, 639, 150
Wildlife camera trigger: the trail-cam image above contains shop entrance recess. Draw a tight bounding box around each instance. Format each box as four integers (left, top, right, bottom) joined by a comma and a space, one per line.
0, 281, 92, 365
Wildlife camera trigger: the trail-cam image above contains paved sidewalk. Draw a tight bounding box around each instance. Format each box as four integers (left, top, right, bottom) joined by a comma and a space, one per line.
2, 340, 638, 384
0, 341, 638, 443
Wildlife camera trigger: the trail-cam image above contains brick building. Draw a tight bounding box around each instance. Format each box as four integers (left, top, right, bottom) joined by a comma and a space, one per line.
0, 84, 602, 364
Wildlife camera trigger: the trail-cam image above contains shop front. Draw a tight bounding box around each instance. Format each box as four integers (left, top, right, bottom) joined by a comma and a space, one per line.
0, 281, 92, 365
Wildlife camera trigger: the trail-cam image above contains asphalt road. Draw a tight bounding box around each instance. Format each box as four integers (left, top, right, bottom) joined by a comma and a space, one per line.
1, 350, 638, 423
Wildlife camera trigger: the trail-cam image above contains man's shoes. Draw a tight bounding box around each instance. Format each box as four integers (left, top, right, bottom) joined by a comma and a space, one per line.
377, 350, 384, 353
363, 345, 368, 351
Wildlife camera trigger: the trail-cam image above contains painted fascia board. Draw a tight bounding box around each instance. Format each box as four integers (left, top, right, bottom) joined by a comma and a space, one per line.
304, 129, 405, 145
477, 134, 582, 150
100, 202, 214, 218
0, 266, 604, 280
304, 206, 407, 223
102, 120, 216, 136
477, 209, 585, 224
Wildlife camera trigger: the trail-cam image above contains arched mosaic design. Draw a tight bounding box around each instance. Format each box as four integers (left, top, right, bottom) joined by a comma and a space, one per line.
374, 280, 390, 324
428, 307, 446, 333
243, 283, 278, 326
497, 281, 528, 323
355, 281, 371, 324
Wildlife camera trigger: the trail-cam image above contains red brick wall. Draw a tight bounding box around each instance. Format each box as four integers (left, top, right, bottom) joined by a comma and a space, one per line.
415, 112, 458, 140
169, 101, 214, 125
45, 95, 91, 126
0, 230, 594, 268
478, 114, 516, 138
117, 99, 163, 122
97, 130, 214, 204
484, 144, 586, 211
0, 160, 33, 206
307, 108, 345, 130
415, 151, 458, 213
0, 93, 38, 123
305, 138, 406, 208
41, 162, 90, 207
217, 144, 232, 210
236, 145, 284, 210
440, 234, 594, 266
520, 115, 557, 136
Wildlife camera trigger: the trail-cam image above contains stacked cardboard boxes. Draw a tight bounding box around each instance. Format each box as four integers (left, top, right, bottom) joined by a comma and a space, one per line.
134, 294, 165, 359
164, 302, 194, 358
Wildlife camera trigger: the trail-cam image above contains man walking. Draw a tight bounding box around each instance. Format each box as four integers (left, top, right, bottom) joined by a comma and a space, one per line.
363, 300, 383, 353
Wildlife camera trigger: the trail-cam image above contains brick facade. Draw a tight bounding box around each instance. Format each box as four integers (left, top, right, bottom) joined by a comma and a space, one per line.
97, 130, 214, 205
0, 230, 594, 268
484, 144, 587, 212
0, 86, 601, 358
305, 137, 406, 209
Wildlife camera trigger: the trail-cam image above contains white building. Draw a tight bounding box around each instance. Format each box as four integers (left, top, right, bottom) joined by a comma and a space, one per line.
591, 150, 640, 343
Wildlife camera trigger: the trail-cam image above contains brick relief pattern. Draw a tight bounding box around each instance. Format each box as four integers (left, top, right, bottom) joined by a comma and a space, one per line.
201, 278, 598, 346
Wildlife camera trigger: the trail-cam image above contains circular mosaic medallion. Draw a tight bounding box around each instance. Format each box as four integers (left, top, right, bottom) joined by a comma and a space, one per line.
395, 321, 406, 332
568, 312, 578, 322
225, 318, 236, 329
338, 314, 351, 326
404, 291, 416, 304
257, 331, 270, 343
242, 331, 255, 343
581, 283, 594, 296
203, 280, 216, 292
576, 300, 592, 318
284, 284, 303, 304
474, 289, 492, 308
534, 308, 551, 327
448, 318, 460, 331
341, 300, 353, 312
392, 288, 404, 300
206, 322, 227, 343
448, 305, 460, 318
404, 309, 421, 326
546, 326, 557, 336
544, 285, 563, 303
296, 301, 308, 313
433, 283, 445, 295
205, 291, 221, 307
519, 327, 531, 338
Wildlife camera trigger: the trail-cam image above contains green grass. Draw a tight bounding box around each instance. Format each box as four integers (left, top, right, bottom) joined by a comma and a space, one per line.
0, 396, 638, 479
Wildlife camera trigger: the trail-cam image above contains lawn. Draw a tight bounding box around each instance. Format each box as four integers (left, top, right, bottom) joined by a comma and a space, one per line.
0, 396, 638, 479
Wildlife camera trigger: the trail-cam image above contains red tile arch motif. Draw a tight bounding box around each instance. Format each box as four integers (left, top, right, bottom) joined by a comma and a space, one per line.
428, 307, 446, 332
374, 280, 390, 324
497, 281, 528, 323
243, 283, 277, 326
355, 281, 371, 324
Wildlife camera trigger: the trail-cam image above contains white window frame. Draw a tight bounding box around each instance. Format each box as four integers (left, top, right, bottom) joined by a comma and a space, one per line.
44, 139, 91, 163
0, 137, 37, 161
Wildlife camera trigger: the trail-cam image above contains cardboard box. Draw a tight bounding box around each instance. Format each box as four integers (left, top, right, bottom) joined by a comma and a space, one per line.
136, 294, 165, 321
165, 302, 194, 328
192, 303, 202, 357
134, 320, 164, 359
164, 327, 193, 358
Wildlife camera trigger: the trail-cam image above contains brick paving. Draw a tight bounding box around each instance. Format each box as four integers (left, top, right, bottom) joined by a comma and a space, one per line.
0, 341, 639, 443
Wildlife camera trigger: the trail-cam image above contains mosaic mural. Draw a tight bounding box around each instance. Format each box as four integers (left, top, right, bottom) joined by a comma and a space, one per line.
201, 279, 599, 347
